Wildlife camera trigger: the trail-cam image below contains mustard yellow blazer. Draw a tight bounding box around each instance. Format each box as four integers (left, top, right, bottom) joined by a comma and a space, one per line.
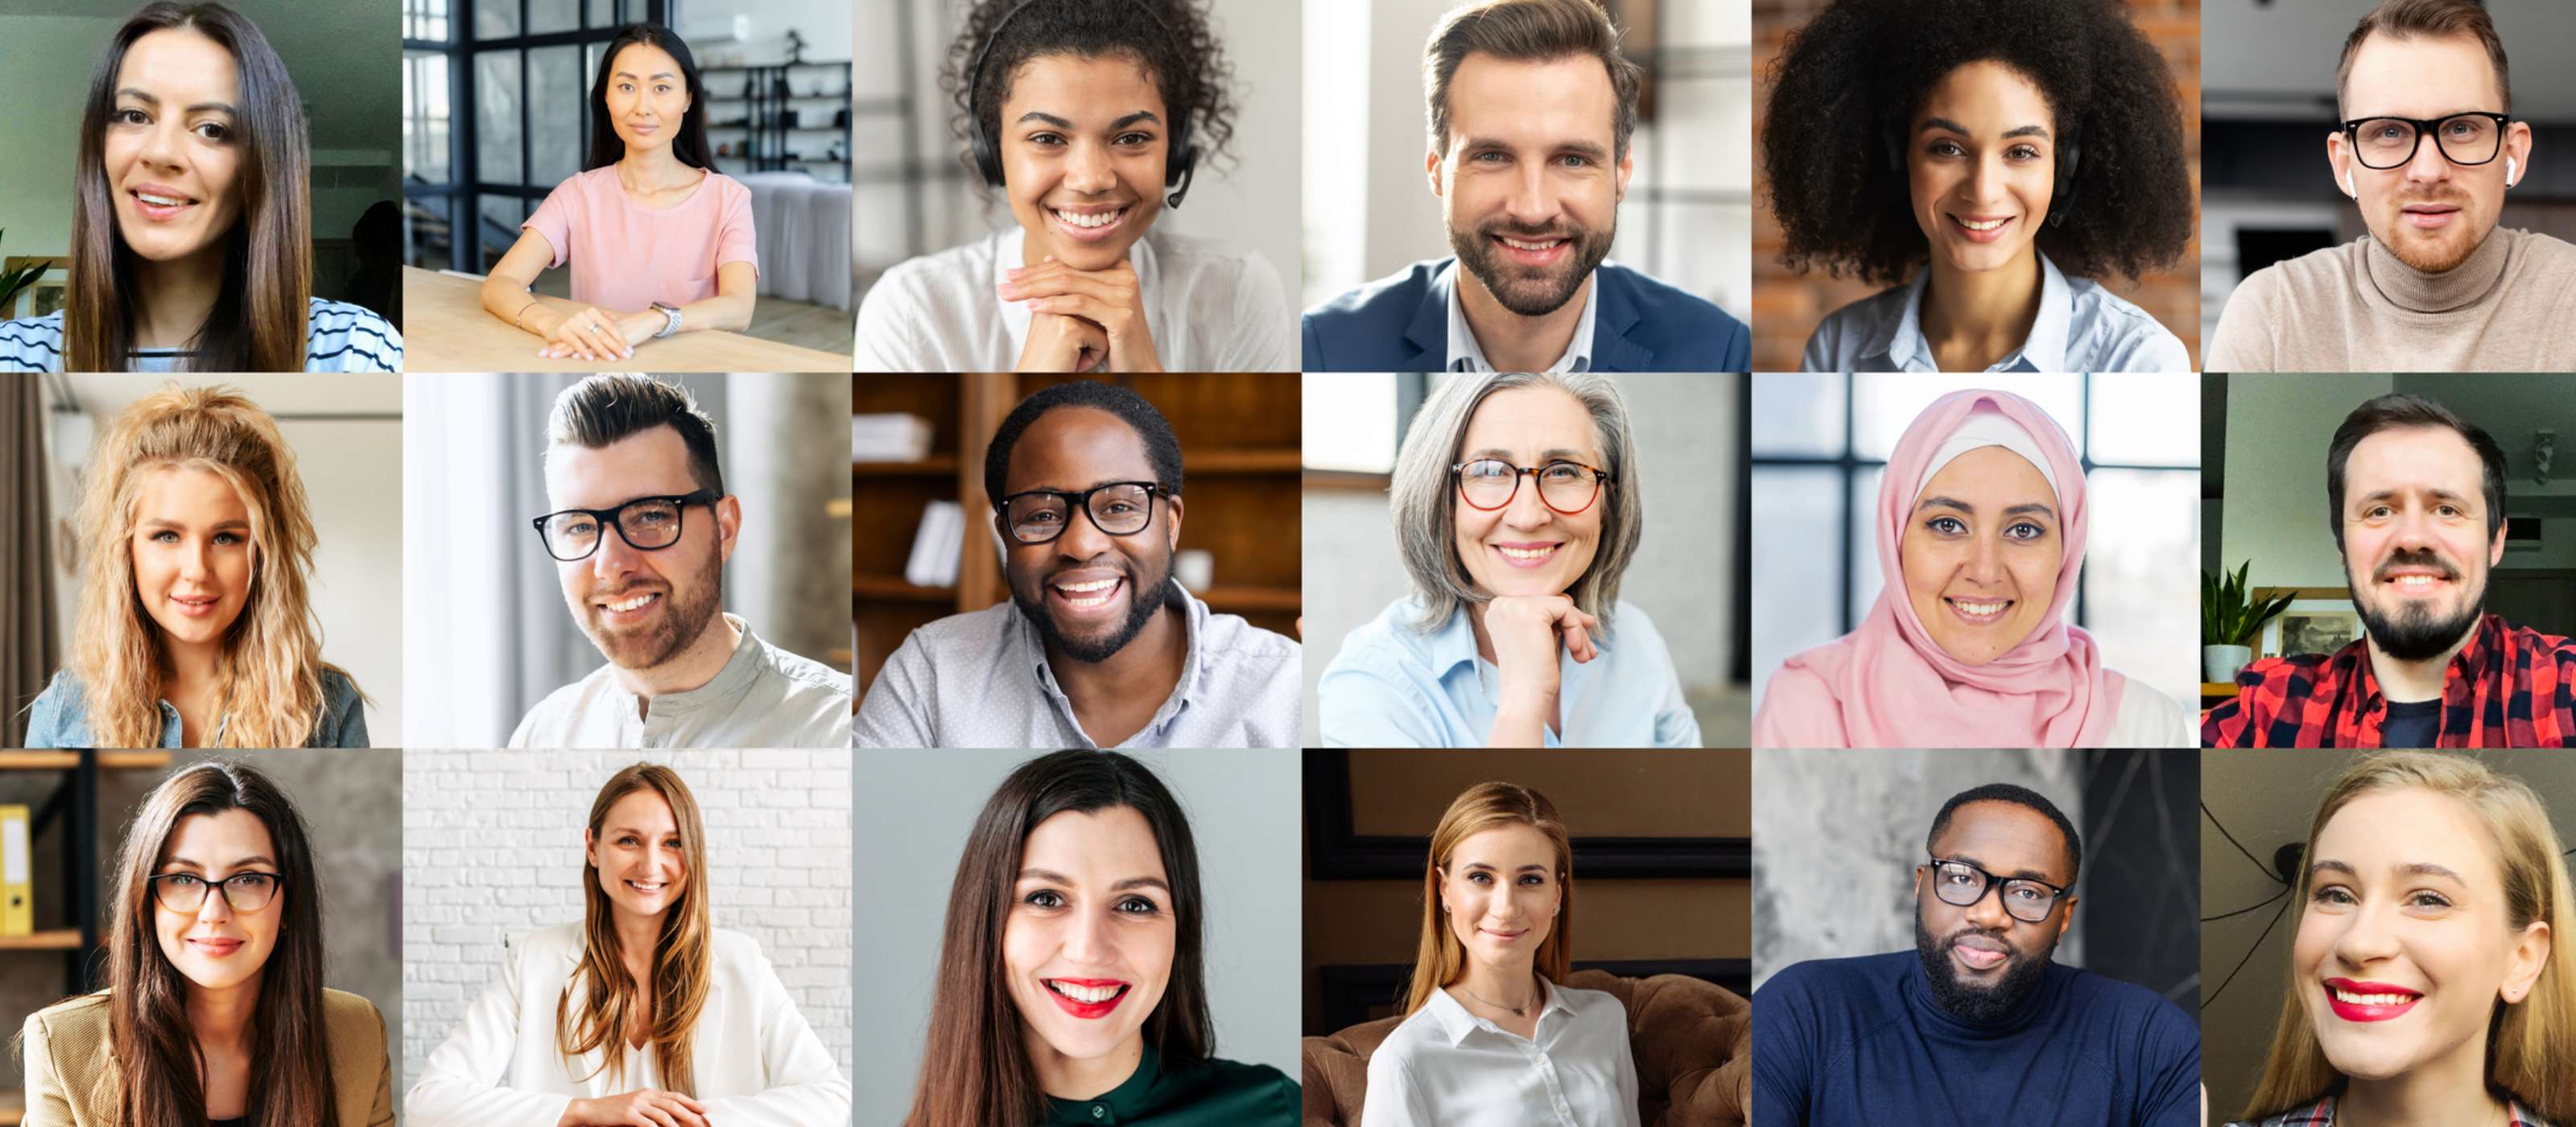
19, 989, 395, 1126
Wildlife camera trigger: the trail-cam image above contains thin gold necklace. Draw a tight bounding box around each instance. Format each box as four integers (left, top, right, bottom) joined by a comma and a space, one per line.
1457, 974, 1541, 1018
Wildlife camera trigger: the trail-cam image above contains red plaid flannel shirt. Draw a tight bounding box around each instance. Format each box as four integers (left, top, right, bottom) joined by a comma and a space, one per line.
2202, 615, 2576, 748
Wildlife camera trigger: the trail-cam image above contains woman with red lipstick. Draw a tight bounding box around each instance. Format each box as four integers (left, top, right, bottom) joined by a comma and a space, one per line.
25, 383, 368, 749
407, 764, 848, 1126
19, 761, 393, 1126
905, 749, 1294, 1127
1764, 0, 2194, 373
0, 2, 399, 374
1363, 781, 1637, 1127
1755, 388, 2192, 748
2232, 752, 2576, 1127
854, 0, 1293, 373
474, 23, 759, 363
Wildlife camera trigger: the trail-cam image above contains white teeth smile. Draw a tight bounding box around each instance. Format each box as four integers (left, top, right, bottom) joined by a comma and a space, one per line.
625, 880, 666, 892
1497, 545, 1556, 559
1952, 599, 2008, 617
2333, 988, 2417, 1006
2392, 575, 2441, 589
1955, 217, 2007, 231
604, 592, 658, 613
1055, 577, 1119, 607
1047, 980, 1124, 1003
1054, 208, 1125, 228
1501, 237, 1564, 251
137, 192, 191, 206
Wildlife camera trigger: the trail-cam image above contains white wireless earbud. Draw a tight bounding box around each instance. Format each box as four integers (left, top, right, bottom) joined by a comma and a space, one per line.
2507, 156, 2518, 186
2344, 167, 2357, 197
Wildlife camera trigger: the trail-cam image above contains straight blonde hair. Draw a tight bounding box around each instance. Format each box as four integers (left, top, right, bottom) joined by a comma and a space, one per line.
70, 383, 342, 748
557, 764, 714, 1096
1402, 781, 1574, 1015
2242, 752, 2576, 1123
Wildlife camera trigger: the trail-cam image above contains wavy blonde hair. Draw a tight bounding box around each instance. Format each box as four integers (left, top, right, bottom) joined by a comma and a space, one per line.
558, 764, 713, 1096
70, 383, 340, 748
2243, 752, 2576, 1123
1402, 781, 1574, 1015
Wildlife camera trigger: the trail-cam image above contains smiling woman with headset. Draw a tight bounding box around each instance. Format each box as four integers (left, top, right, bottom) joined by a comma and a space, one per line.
854, 0, 1292, 373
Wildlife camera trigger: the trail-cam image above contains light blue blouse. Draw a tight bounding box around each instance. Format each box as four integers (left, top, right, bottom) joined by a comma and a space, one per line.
1318, 597, 1700, 749
1798, 251, 2188, 373
25, 667, 368, 749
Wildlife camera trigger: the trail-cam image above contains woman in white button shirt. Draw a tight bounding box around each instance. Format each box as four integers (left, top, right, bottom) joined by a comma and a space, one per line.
1361, 782, 1639, 1127
853, 0, 1294, 373
407, 764, 848, 1127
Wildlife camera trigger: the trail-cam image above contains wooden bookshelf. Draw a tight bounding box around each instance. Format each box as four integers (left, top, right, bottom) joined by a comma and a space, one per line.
852, 374, 1303, 699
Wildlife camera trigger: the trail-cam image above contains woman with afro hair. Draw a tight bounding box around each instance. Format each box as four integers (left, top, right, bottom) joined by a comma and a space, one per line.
854, 0, 1292, 373
1764, 0, 2195, 373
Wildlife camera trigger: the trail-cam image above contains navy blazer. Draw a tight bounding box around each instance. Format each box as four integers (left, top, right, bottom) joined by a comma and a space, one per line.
1300, 258, 1750, 373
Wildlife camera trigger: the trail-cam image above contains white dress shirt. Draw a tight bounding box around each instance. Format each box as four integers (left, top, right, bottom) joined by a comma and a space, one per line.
1360, 976, 1640, 1127
407, 923, 849, 1126
855, 227, 1295, 371
1799, 250, 2189, 373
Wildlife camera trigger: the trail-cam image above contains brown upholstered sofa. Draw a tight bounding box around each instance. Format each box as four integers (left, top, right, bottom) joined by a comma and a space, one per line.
1299, 969, 1752, 1127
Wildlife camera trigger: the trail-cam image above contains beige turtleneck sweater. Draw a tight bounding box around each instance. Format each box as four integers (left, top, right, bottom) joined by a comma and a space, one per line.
2207, 226, 2576, 371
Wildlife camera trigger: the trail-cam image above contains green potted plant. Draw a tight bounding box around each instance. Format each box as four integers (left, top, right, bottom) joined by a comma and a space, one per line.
0, 229, 48, 317
2203, 561, 2296, 683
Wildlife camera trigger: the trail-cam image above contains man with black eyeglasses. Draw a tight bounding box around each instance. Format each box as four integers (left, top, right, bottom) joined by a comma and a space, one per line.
513, 374, 851, 748
2209, 0, 2576, 371
856, 380, 1299, 748
1752, 784, 2199, 1127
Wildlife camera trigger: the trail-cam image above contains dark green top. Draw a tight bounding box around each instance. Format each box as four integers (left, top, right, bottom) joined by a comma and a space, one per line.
1043, 1046, 1298, 1126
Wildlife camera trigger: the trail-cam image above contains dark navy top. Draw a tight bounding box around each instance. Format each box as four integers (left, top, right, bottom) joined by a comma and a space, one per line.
1752, 950, 2198, 1127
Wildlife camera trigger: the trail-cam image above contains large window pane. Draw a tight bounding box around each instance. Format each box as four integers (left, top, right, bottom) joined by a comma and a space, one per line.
477, 195, 526, 272
403, 50, 452, 184
2083, 469, 2202, 723
403, 197, 452, 269
1849, 464, 1885, 630
1750, 372, 1845, 457
530, 45, 584, 188
1852, 374, 2084, 462
2087, 374, 2201, 467
530, 0, 578, 35
1301, 374, 1397, 473
406, 0, 451, 42
473, 0, 517, 39
588, 0, 622, 28
1751, 466, 1846, 712
477, 51, 524, 184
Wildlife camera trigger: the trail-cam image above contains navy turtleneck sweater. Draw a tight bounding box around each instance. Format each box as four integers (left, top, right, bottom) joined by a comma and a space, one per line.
1751, 950, 2198, 1127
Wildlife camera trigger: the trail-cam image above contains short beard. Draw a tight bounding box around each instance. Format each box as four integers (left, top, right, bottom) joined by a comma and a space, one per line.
1448, 213, 1616, 318
2383, 228, 2480, 275
579, 546, 724, 672
1914, 905, 2054, 1025
2350, 572, 2485, 663
1013, 562, 1172, 664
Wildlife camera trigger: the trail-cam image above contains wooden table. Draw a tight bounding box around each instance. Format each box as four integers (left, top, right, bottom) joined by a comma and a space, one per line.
401, 266, 848, 373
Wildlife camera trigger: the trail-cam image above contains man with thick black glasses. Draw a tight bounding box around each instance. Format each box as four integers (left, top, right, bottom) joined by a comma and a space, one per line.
2210, 0, 2576, 371
512, 374, 850, 748
856, 380, 1299, 748
1752, 784, 2199, 1127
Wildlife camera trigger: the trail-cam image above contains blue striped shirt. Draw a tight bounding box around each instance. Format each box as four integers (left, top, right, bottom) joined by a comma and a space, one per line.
0, 297, 400, 372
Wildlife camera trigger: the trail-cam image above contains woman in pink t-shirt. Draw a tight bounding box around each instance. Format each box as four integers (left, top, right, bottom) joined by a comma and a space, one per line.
477, 23, 759, 361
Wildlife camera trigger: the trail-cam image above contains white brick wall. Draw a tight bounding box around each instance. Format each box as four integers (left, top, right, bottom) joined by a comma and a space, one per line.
400, 750, 853, 1096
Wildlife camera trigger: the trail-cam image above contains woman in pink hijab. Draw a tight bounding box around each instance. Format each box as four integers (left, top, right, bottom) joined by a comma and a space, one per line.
1755, 388, 2191, 748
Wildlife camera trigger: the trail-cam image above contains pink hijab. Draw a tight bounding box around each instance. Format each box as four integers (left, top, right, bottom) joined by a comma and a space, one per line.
1755, 389, 2124, 748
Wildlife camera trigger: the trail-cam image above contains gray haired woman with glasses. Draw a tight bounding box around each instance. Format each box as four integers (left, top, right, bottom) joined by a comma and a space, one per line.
1316, 373, 1697, 749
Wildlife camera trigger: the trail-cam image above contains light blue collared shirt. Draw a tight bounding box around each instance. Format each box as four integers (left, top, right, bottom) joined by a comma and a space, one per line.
1317, 597, 1699, 748
25, 667, 369, 749
1799, 251, 2188, 373
1439, 260, 1599, 373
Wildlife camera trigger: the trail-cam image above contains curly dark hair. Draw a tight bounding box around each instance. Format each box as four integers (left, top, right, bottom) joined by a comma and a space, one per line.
1761, 0, 2192, 287
942, 0, 1240, 186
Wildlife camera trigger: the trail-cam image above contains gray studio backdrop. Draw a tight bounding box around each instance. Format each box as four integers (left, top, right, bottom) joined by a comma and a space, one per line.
402, 373, 852, 746
0, 751, 403, 1105
2199, 750, 2576, 1124
852, 749, 1302, 1125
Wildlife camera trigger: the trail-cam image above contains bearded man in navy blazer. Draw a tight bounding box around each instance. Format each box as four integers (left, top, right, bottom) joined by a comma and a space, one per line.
1302, 0, 1750, 374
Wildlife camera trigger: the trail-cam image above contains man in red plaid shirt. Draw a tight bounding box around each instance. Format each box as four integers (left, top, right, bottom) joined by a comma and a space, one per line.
2205, 393, 2576, 747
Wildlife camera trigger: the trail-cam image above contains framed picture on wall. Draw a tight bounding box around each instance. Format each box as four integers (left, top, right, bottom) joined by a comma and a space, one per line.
2264, 599, 2361, 658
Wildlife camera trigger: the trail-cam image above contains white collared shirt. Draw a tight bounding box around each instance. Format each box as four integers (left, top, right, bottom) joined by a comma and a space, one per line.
507, 613, 852, 749
854, 227, 1295, 372
1360, 976, 1641, 1127
1441, 260, 1600, 373
1798, 250, 2189, 373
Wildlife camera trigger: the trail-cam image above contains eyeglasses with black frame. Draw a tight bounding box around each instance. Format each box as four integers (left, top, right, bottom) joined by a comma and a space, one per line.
531, 489, 723, 562
998, 481, 1165, 545
1922, 857, 2069, 923
1452, 459, 1614, 515
2341, 113, 2512, 170
149, 870, 283, 914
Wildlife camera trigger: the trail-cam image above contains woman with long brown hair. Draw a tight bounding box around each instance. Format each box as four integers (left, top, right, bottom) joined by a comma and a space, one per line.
905, 749, 1294, 1126
2228, 751, 2576, 1127
1361, 781, 1637, 1126
18, 759, 393, 1126
407, 762, 846, 1127
24, 382, 365, 749
0, 2, 399, 373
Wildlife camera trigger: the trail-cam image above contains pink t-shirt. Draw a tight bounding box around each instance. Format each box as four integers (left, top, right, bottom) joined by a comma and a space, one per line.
522, 166, 759, 312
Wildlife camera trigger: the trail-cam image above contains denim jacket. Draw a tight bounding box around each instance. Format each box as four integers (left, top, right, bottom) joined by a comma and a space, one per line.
24, 667, 369, 749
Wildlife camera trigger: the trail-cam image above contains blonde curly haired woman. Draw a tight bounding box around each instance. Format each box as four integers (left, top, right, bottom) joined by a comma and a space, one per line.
25, 382, 365, 748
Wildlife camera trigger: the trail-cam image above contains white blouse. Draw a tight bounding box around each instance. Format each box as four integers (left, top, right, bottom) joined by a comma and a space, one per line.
1360, 976, 1641, 1127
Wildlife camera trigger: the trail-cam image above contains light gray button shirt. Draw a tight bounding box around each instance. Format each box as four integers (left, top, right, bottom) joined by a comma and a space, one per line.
509, 614, 852, 749
854, 579, 1302, 749
1441, 259, 1598, 374
1799, 250, 2190, 373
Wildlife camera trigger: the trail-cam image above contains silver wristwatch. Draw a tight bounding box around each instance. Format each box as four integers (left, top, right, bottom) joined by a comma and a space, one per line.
651, 301, 683, 338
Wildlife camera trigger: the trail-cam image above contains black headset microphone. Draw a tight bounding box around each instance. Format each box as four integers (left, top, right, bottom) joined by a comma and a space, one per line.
966, 0, 1199, 208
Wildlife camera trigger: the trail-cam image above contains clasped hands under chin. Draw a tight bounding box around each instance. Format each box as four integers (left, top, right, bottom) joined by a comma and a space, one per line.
1001, 257, 1163, 373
